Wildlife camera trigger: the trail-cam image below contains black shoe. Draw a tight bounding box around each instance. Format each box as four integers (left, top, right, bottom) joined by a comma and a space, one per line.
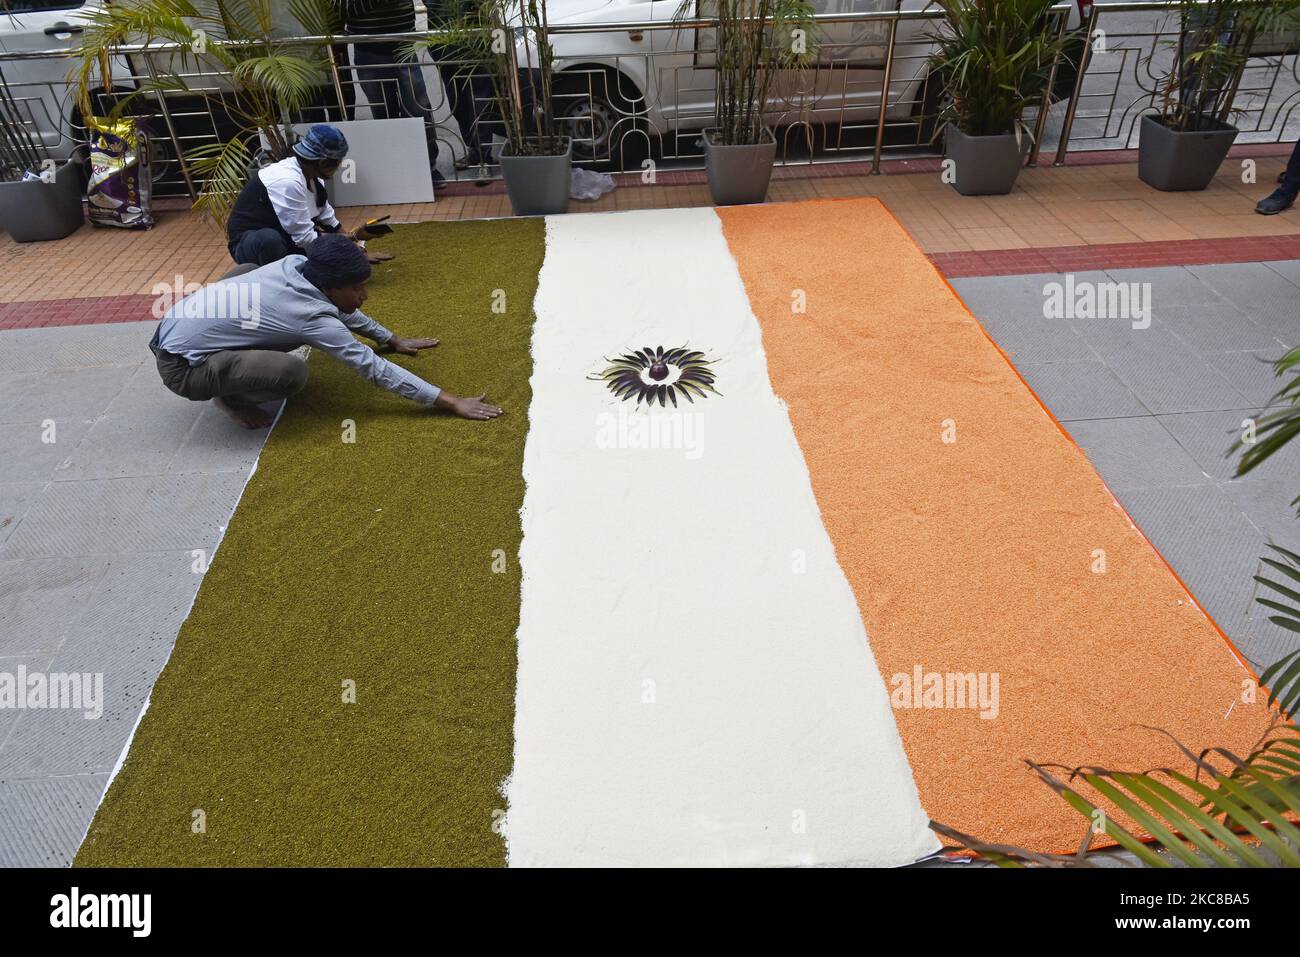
431, 170, 449, 191
1256, 188, 1296, 215
1279, 170, 1287, 184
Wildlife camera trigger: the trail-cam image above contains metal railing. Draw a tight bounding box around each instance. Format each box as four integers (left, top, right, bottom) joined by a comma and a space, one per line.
0, 1, 1296, 200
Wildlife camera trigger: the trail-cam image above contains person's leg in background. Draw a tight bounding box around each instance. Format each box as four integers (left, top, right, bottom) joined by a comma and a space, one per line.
1256, 139, 1300, 215
298, 43, 357, 123
230, 228, 291, 267
352, 44, 406, 125
393, 58, 448, 189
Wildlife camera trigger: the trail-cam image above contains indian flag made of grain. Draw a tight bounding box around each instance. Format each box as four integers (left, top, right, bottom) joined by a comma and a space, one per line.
77, 200, 1276, 868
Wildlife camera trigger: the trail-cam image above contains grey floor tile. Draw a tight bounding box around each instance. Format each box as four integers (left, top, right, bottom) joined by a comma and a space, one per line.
167, 405, 270, 475
0, 653, 55, 757
1158, 409, 1300, 484
1099, 329, 1253, 414
0, 557, 112, 657
1118, 484, 1267, 655
54, 408, 204, 482
1015, 359, 1150, 420
1065, 416, 1212, 490
1186, 261, 1300, 310
952, 271, 1112, 320
0, 552, 201, 780
0, 774, 108, 866
1220, 479, 1300, 551
1262, 259, 1300, 289
0, 420, 92, 485
1204, 350, 1292, 408
0, 321, 153, 376
0, 367, 134, 426
1157, 302, 1285, 354
0, 473, 248, 560
0, 483, 45, 549
1105, 265, 1229, 309
976, 316, 1096, 364
102, 361, 183, 415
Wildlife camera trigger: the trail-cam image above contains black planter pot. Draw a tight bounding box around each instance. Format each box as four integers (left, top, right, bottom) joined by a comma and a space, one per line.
499, 137, 572, 216
1137, 114, 1239, 192
944, 124, 1027, 196
703, 128, 777, 206
0, 159, 85, 243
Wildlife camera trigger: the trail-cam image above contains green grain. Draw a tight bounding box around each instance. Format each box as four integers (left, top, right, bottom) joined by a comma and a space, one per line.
75, 217, 544, 866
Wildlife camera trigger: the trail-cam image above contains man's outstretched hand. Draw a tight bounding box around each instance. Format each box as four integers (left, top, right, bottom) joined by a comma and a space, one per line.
436, 391, 504, 421
387, 336, 439, 356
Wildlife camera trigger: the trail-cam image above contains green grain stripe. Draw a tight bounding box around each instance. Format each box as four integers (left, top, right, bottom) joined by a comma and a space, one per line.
75, 218, 544, 866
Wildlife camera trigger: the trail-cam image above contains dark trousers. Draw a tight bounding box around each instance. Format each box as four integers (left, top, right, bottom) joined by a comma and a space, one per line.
150, 264, 309, 409
1281, 139, 1300, 197
229, 227, 294, 267
352, 43, 441, 171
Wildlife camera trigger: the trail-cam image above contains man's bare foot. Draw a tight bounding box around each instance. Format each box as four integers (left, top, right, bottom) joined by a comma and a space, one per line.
366, 250, 395, 263
213, 396, 275, 429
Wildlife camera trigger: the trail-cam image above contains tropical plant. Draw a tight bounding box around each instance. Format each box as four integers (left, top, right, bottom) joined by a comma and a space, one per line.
406, 0, 564, 157
70, 0, 338, 223
0, 64, 47, 182
1248, 544, 1300, 717
0, 2, 50, 181
671, 0, 815, 147
1232, 343, 1300, 491
1151, 0, 1297, 132
926, 0, 1071, 139
934, 722, 1300, 866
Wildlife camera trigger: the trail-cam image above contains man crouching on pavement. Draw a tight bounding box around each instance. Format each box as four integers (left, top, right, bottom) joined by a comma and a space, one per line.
150, 233, 503, 428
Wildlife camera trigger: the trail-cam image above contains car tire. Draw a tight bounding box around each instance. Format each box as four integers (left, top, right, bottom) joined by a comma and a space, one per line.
554, 69, 649, 172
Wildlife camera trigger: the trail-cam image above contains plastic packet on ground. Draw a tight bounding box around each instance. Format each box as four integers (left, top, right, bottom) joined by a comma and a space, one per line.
570, 168, 615, 201
86, 117, 154, 230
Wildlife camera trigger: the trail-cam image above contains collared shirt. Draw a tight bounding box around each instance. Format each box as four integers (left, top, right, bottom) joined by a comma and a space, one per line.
260, 156, 341, 251
156, 256, 442, 407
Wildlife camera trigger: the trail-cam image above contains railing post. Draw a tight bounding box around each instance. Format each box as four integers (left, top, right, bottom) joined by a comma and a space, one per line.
1055, 3, 1098, 167
871, 0, 901, 174
144, 55, 197, 200
1029, 6, 1069, 167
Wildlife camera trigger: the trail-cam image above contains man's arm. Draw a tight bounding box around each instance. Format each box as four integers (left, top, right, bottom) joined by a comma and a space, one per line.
338, 309, 394, 345
303, 316, 502, 419
339, 310, 440, 356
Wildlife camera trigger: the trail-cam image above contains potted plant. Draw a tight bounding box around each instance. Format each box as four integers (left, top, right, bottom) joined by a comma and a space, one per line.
1139, 0, 1291, 191
71, 0, 337, 225
927, 0, 1068, 196
0, 64, 85, 242
462, 0, 571, 216
674, 0, 813, 206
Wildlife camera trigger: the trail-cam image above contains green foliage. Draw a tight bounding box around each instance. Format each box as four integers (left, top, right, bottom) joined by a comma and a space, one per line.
673, 0, 816, 146
1153, 0, 1300, 132
926, 0, 1070, 138
69, 0, 339, 223
934, 723, 1300, 866
1251, 544, 1300, 715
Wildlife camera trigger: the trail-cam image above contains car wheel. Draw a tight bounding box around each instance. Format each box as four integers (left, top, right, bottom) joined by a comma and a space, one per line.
555, 70, 649, 172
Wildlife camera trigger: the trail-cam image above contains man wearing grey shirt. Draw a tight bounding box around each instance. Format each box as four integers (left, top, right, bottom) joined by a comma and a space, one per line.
151, 234, 503, 428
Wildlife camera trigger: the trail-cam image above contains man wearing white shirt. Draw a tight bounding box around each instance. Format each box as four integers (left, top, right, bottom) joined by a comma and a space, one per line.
226, 125, 388, 267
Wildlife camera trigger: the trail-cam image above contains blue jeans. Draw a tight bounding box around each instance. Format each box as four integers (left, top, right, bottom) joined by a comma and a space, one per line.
352, 43, 441, 171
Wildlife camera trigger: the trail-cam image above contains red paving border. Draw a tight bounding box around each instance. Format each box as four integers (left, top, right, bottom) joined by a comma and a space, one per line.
0, 294, 158, 331
932, 233, 1300, 278
3, 231, 1300, 333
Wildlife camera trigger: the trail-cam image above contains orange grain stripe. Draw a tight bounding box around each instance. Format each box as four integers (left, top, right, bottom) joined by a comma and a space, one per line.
718, 198, 1279, 853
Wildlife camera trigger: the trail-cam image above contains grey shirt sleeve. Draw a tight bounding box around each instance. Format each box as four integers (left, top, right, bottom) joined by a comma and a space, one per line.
303, 315, 441, 407
339, 309, 393, 345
